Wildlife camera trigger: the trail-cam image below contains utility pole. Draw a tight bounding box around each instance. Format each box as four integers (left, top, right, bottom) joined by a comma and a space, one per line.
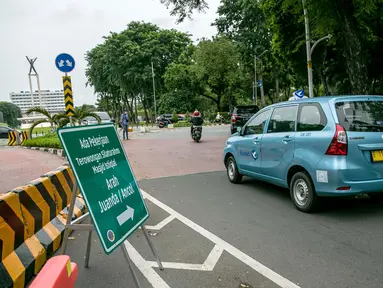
302, 0, 313, 98
302, 0, 332, 98
151, 61, 157, 121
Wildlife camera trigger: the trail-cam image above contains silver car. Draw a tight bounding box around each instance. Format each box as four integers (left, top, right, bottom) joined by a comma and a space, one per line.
82, 112, 113, 125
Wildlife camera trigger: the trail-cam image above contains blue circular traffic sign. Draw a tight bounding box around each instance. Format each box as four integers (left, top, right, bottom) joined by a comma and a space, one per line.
55, 53, 75, 73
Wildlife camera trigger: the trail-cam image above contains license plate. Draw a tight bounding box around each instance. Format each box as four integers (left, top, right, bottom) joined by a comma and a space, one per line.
371, 150, 383, 162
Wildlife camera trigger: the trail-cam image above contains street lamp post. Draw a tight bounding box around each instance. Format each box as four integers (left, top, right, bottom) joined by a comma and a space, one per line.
302, 0, 331, 98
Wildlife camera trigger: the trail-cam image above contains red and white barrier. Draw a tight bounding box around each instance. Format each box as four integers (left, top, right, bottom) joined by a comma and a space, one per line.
30, 255, 78, 288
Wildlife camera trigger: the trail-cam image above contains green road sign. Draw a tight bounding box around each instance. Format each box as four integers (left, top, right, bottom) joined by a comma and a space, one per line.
58, 124, 149, 254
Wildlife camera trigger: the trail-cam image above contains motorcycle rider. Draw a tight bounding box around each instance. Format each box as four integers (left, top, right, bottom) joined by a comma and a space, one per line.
190, 110, 204, 135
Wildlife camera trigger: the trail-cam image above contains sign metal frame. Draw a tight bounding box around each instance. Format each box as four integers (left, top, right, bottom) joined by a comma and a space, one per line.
58, 124, 163, 287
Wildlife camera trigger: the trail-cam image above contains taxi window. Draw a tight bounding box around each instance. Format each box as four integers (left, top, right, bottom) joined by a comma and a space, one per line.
267, 106, 297, 133
335, 100, 383, 132
244, 110, 270, 135
297, 104, 327, 131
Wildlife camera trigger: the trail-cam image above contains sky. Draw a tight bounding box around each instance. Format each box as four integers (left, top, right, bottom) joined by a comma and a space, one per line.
0, 0, 220, 106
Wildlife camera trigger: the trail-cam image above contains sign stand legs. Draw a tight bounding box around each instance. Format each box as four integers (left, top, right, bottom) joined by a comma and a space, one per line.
60, 180, 78, 255
84, 221, 93, 268
121, 244, 141, 288
60, 179, 164, 281
141, 225, 164, 270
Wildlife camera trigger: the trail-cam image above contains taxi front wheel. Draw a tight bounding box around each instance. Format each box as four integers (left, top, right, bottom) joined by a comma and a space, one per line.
290, 172, 319, 213
226, 156, 242, 184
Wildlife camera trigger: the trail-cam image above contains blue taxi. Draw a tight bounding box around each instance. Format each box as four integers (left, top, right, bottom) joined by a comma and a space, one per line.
223, 96, 383, 212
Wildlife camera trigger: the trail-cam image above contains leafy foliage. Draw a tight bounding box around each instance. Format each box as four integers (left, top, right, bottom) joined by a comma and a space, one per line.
160, 0, 208, 23
26, 107, 65, 137
0, 102, 22, 128
86, 21, 193, 122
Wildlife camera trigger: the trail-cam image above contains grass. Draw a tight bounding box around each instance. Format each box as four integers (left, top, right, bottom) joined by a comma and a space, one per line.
23, 133, 62, 149
22, 126, 52, 135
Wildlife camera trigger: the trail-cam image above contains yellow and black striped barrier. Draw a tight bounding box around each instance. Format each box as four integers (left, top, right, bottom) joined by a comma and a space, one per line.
7, 131, 17, 146
0, 165, 87, 288
20, 131, 28, 146
62, 76, 74, 117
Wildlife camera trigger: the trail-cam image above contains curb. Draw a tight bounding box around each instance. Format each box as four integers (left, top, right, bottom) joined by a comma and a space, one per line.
20, 146, 66, 158
0, 165, 86, 288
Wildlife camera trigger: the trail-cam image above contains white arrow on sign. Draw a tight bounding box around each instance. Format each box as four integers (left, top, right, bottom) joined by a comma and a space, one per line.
66, 60, 73, 67
116, 205, 134, 226
58, 60, 65, 67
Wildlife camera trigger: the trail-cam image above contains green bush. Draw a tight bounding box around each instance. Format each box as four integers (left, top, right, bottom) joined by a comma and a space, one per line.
174, 121, 190, 127
173, 120, 211, 128
185, 112, 191, 122
23, 133, 62, 149
171, 110, 179, 123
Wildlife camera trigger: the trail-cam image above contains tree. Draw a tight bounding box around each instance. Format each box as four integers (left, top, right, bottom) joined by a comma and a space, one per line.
0, 102, 22, 128
59, 105, 102, 126
26, 107, 65, 137
191, 36, 243, 111
160, 0, 208, 23
86, 21, 193, 123
260, 0, 383, 95
161, 63, 198, 113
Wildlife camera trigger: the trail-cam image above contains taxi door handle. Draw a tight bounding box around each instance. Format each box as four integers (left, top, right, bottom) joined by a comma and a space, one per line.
282, 136, 292, 143
253, 137, 260, 144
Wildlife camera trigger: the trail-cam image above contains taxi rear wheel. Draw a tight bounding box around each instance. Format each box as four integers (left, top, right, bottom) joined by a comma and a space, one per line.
290, 172, 318, 213
226, 156, 242, 184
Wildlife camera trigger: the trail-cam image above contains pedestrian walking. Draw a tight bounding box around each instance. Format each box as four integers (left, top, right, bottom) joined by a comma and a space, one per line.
120, 111, 129, 140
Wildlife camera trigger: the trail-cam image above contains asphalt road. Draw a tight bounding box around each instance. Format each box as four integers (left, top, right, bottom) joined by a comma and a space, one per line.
139, 172, 383, 288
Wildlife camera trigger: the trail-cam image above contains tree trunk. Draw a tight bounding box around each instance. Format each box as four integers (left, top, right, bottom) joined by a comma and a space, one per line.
140, 91, 150, 124
334, 0, 369, 94
259, 59, 265, 107
134, 95, 138, 125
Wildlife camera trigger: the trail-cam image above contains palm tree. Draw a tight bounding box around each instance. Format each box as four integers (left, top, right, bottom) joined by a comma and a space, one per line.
26, 107, 65, 138
58, 104, 102, 126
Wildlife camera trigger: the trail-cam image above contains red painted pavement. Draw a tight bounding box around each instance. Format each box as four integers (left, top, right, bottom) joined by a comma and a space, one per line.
0, 148, 66, 194
0, 135, 227, 194
123, 136, 226, 180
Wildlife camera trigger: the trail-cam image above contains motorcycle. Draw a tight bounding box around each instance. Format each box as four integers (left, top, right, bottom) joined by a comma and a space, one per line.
158, 119, 171, 129
191, 126, 202, 142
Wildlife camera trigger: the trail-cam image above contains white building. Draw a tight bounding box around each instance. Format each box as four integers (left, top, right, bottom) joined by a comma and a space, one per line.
10, 89, 66, 115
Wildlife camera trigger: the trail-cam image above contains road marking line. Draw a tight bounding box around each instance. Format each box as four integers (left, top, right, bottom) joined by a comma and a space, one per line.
148, 261, 204, 271
141, 190, 300, 288
201, 244, 224, 271
148, 244, 223, 271
124, 241, 170, 288
145, 215, 176, 230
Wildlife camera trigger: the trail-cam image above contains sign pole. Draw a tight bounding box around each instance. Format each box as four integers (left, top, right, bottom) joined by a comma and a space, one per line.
56, 53, 75, 125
